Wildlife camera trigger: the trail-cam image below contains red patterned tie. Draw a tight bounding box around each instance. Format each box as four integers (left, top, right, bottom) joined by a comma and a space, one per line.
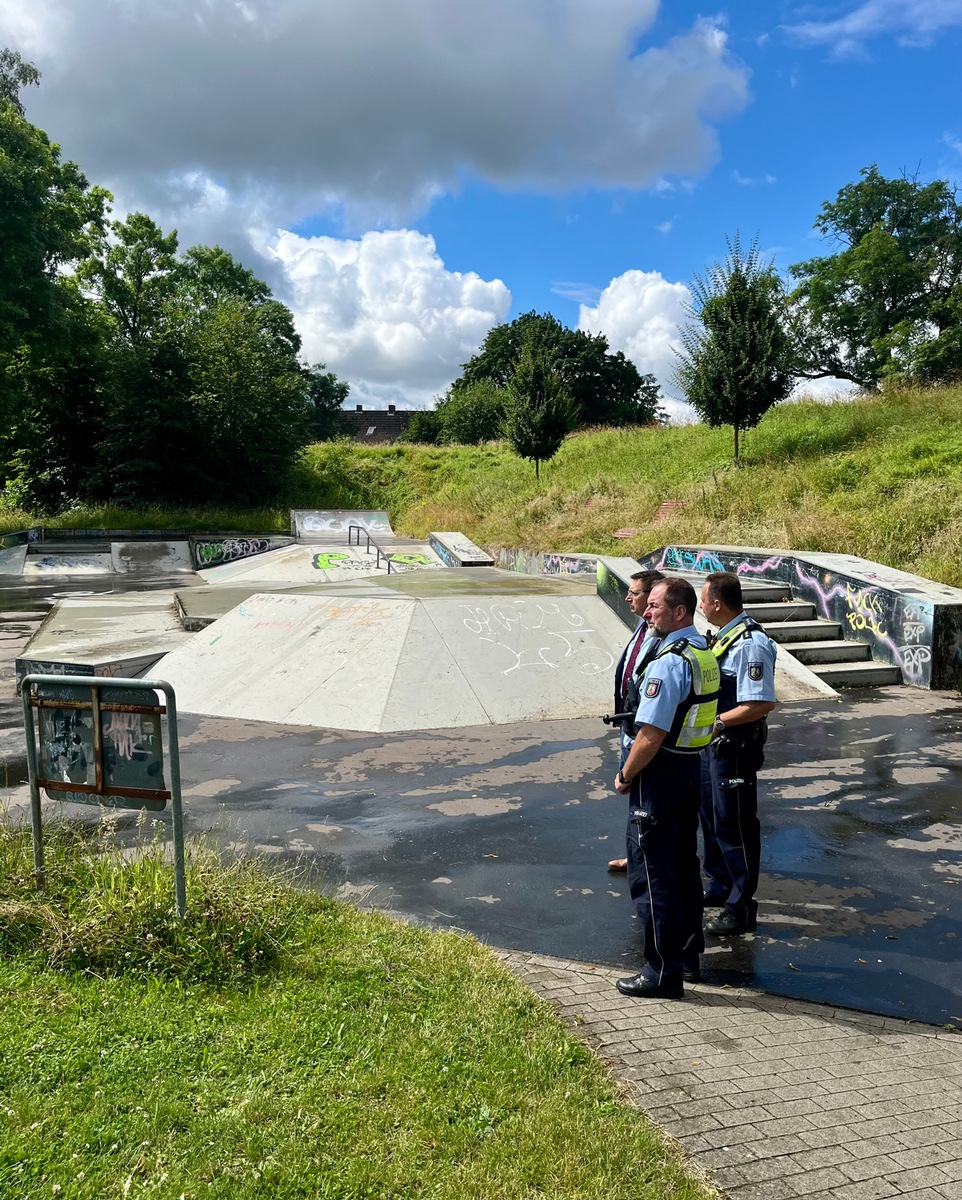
621, 624, 648, 699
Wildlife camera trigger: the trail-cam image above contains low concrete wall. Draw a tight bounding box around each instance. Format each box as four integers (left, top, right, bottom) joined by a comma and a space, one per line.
190, 535, 293, 570
636, 543, 962, 691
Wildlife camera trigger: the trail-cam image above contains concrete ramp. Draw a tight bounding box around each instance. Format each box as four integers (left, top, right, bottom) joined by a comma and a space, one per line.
23, 552, 112, 576
292, 509, 393, 540
199, 540, 445, 585
0, 543, 27, 574
153, 589, 627, 731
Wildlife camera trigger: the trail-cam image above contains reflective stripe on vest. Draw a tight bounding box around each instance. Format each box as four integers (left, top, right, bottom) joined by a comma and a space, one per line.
647, 640, 720, 753
710, 616, 762, 662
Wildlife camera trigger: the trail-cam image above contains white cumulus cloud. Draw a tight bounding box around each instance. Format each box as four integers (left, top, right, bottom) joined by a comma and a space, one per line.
578, 270, 695, 422
268, 229, 510, 407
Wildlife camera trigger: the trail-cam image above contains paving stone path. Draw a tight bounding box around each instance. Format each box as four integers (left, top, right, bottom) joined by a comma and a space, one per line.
503, 951, 962, 1200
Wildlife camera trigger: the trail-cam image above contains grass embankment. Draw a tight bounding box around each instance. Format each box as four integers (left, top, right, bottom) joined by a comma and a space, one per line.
4, 385, 961, 586
0, 823, 711, 1200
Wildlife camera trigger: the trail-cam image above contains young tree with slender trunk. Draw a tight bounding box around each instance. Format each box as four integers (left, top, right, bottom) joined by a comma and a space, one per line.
676, 237, 794, 461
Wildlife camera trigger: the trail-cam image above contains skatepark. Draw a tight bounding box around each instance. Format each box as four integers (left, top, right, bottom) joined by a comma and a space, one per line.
4, 511, 962, 1198
2, 511, 960, 1030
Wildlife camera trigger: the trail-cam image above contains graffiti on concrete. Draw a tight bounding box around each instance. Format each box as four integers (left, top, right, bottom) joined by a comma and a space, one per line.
313, 551, 351, 570
460, 601, 614, 676
388, 553, 431, 567
737, 556, 784, 577
195, 537, 273, 567
844, 583, 889, 639
542, 553, 598, 576
659, 546, 725, 574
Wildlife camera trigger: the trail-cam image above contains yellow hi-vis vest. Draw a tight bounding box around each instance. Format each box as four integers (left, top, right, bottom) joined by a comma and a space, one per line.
647, 639, 720, 753
710, 615, 762, 661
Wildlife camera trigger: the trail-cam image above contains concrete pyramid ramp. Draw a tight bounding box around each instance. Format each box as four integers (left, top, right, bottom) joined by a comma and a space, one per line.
153, 589, 627, 731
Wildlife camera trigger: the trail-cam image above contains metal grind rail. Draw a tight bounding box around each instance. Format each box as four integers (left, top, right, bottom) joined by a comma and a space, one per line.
347, 523, 400, 573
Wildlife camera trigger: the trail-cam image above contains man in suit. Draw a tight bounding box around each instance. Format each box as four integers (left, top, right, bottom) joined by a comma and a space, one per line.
607, 569, 665, 872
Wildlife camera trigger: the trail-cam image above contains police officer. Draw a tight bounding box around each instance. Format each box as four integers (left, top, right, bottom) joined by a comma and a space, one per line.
613, 578, 719, 999
699, 571, 777, 936
607, 569, 665, 873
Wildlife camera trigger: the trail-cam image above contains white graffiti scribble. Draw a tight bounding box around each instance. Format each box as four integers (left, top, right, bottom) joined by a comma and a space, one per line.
901, 622, 926, 645
460, 602, 612, 675
899, 644, 932, 678
103, 712, 147, 761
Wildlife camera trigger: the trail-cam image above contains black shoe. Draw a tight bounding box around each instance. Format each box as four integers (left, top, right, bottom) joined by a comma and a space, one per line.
705, 909, 757, 936
682, 966, 701, 985
616, 973, 684, 1000
702, 889, 727, 907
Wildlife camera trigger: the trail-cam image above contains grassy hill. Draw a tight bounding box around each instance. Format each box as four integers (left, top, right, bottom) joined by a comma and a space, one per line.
4, 384, 961, 588
295, 384, 962, 588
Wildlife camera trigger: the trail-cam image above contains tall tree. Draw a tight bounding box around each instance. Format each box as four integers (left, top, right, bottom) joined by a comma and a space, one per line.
676, 237, 794, 461
790, 166, 962, 389
0, 55, 108, 500
502, 339, 577, 479
305, 362, 350, 441
456, 311, 662, 428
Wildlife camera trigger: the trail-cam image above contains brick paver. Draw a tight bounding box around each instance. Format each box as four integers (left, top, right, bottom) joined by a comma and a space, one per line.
502, 950, 962, 1200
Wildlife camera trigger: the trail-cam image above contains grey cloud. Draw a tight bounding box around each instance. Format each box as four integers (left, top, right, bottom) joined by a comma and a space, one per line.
13, 0, 750, 225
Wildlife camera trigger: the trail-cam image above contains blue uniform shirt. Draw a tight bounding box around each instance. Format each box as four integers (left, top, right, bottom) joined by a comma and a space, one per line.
715, 615, 777, 704
632, 624, 708, 734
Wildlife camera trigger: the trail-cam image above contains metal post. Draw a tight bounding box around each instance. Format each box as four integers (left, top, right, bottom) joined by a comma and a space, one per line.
157, 681, 187, 918
20, 681, 44, 888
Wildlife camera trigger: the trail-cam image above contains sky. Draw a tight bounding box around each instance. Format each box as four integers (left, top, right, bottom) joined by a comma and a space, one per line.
5, 0, 962, 420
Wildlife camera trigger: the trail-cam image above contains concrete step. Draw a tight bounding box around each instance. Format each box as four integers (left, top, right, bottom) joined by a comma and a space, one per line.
766, 619, 842, 643
811, 661, 903, 687
744, 600, 817, 624
779, 639, 873, 664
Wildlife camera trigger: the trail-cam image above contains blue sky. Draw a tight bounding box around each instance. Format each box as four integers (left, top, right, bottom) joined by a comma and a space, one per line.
6, 0, 962, 417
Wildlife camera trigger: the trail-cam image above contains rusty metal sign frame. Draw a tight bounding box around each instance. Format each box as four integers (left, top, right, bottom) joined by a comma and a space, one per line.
21, 675, 187, 916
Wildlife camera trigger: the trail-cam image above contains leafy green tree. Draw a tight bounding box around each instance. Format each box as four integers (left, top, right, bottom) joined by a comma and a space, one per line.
790, 166, 962, 389
676, 237, 793, 461
78, 212, 179, 346
184, 297, 312, 502
435, 379, 506, 444
305, 363, 350, 440
398, 408, 442, 444
502, 340, 577, 478
0, 48, 40, 114
0, 55, 108, 498
456, 311, 662, 428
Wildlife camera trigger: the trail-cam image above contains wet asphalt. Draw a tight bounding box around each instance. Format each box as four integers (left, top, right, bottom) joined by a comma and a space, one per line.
2, 572, 961, 1028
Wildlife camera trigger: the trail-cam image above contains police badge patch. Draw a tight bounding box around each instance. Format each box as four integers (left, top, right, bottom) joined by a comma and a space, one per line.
645, 678, 661, 698
749, 662, 763, 681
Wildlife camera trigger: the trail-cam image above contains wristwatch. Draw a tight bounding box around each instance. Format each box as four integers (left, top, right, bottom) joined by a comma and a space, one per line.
617, 768, 629, 786
713, 718, 726, 734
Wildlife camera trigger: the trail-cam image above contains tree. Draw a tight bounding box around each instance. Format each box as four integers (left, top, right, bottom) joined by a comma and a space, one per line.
676, 237, 794, 461
305, 363, 350, 440
435, 379, 506, 444
0, 56, 108, 497
502, 339, 577, 478
455, 311, 662, 428
790, 165, 962, 389
0, 48, 40, 114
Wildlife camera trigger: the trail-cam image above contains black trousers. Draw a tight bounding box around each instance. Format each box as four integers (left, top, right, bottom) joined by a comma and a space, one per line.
699, 737, 765, 922
626, 749, 704, 986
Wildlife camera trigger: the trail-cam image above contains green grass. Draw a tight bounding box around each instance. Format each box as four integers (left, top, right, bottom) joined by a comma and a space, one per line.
0, 822, 713, 1200
6, 383, 961, 585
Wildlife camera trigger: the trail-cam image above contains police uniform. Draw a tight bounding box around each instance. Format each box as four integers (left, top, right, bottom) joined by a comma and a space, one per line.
700, 615, 778, 926
625, 625, 718, 989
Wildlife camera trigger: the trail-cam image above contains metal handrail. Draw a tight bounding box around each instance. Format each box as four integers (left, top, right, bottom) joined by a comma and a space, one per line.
347, 524, 395, 573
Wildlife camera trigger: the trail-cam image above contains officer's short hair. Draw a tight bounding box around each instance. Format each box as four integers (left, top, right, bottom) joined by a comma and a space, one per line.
630, 569, 665, 594
705, 571, 743, 610
656, 576, 697, 615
